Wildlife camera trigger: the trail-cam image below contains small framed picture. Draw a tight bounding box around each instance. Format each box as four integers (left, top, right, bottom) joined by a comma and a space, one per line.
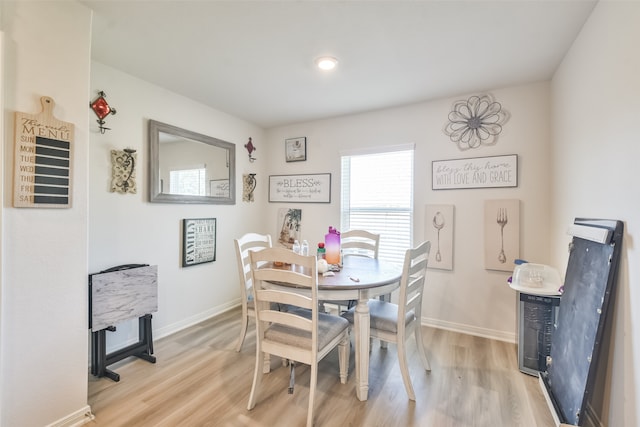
285, 137, 307, 162
182, 218, 216, 267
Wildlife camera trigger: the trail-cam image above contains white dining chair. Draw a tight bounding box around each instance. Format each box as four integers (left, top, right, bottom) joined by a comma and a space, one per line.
233, 233, 272, 352
341, 229, 380, 259
343, 240, 431, 400
247, 247, 350, 427
324, 229, 380, 314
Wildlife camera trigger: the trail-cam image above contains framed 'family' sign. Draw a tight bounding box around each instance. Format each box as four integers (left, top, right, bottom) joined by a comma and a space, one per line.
182, 218, 216, 267
432, 154, 518, 190
269, 173, 331, 203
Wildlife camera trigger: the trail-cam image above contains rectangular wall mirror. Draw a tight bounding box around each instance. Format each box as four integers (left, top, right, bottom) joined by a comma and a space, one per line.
149, 120, 235, 204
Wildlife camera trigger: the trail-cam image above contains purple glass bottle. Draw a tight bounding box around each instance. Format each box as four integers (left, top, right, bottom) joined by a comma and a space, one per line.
324, 226, 341, 265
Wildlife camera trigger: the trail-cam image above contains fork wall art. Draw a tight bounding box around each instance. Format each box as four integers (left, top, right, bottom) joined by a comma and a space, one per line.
425, 204, 454, 270
484, 199, 520, 271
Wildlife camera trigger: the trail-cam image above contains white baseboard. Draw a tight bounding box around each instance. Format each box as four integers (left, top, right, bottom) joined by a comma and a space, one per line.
421, 316, 517, 343
97, 300, 241, 360
45, 405, 94, 427
154, 300, 239, 340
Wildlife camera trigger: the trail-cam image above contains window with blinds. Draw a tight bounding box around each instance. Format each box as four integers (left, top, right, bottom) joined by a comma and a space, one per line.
169, 168, 206, 196
340, 147, 414, 265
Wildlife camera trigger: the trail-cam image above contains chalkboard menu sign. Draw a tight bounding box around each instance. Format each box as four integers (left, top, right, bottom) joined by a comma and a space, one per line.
541, 218, 623, 426
13, 96, 74, 208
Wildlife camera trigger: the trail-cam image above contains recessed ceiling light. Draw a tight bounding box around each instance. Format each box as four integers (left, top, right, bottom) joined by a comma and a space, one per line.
315, 56, 338, 71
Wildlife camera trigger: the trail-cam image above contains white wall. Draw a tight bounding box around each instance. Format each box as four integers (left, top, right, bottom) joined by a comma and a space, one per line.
0, 26, 4, 427
89, 61, 267, 350
265, 82, 552, 342
1, 2, 92, 426
550, 1, 640, 425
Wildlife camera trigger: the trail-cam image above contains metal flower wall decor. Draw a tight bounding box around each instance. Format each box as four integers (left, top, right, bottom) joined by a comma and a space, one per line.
444, 94, 509, 151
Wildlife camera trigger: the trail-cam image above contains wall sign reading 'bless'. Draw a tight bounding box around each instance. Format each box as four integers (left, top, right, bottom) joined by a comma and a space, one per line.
432, 154, 517, 190
13, 96, 74, 208
269, 173, 331, 203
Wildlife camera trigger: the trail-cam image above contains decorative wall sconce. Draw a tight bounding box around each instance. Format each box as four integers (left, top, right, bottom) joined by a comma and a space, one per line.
244, 137, 256, 162
90, 90, 117, 134
444, 94, 509, 151
110, 148, 137, 194
243, 173, 257, 202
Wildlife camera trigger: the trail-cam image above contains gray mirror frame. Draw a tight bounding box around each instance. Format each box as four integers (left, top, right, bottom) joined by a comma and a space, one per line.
148, 119, 236, 204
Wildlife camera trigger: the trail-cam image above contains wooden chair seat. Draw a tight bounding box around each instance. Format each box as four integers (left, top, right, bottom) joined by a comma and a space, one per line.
343, 299, 414, 333
266, 311, 349, 350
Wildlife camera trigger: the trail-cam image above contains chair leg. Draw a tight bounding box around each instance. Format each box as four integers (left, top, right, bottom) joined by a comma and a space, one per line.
377, 295, 390, 349
414, 324, 431, 371
288, 361, 295, 394
307, 364, 317, 427
247, 350, 264, 410
338, 335, 349, 384
397, 340, 416, 401
262, 352, 271, 374
235, 314, 249, 352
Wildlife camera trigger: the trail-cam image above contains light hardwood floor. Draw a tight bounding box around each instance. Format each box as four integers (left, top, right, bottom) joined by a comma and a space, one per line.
87, 307, 555, 427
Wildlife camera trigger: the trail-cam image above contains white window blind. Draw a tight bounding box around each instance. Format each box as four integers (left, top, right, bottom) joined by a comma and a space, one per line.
341, 148, 414, 265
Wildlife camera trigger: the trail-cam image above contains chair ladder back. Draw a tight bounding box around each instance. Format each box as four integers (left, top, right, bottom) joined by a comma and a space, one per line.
398, 241, 431, 324
250, 246, 319, 319
234, 233, 273, 352
235, 233, 272, 292
341, 229, 380, 259
249, 247, 323, 356
258, 309, 313, 332
255, 288, 314, 311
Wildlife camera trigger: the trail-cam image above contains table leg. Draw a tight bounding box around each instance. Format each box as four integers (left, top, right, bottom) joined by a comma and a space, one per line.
354, 295, 370, 401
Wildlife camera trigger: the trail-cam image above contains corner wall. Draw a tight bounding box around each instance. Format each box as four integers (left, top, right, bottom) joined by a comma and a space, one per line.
89, 61, 267, 351
1, 2, 92, 426
265, 82, 552, 342
550, 1, 640, 425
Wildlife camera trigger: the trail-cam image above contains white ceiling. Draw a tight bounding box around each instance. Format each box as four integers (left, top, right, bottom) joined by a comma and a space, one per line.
84, 0, 597, 129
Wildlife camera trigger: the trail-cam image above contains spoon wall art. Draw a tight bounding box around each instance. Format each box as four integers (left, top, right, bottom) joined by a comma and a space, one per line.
425, 205, 454, 270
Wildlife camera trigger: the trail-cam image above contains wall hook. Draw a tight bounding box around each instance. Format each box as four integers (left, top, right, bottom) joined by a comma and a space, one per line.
244, 137, 256, 162
90, 90, 117, 134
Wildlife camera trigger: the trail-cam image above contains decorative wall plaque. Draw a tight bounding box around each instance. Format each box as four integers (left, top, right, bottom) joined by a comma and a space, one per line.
13, 96, 74, 207
444, 94, 509, 151
110, 149, 137, 194
268, 173, 331, 203
285, 137, 307, 162
484, 199, 520, 272
432, 155, 518, 190
182, 218, 216, 267
242, 173, 256, 202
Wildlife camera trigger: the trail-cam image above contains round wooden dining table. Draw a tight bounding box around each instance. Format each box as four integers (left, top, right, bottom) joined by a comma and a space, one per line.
264, 255, 402, 401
